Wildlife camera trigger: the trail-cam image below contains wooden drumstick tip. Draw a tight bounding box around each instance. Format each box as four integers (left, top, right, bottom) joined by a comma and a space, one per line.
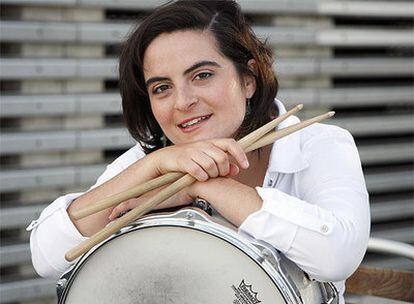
328, 111, 335, 117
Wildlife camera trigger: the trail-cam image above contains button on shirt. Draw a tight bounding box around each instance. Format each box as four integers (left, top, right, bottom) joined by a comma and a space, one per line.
28, 100, 370, 303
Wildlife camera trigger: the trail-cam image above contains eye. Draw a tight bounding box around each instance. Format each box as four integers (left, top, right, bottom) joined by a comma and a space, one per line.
152, 84, 170, 94
194, 72, 212, 80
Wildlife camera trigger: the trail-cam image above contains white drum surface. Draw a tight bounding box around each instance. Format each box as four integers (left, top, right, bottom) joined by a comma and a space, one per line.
63, 225, 286, 303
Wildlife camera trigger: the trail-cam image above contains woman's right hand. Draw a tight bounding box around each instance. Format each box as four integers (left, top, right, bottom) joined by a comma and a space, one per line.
150, 138, 249, 181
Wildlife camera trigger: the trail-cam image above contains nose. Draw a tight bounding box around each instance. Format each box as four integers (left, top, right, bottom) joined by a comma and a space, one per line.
174, 87, 198, 111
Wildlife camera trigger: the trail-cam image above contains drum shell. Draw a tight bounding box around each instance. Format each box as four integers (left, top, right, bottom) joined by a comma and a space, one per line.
57, 209, 337, 304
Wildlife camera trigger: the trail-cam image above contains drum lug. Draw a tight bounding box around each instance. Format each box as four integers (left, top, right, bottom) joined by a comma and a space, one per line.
320, 282, 339, 304
260, 248, 273, 263
250, 241, 282, 270
56, 278, 67, 300
56, 278, 67, 289
185, 211, 194, 220
174, 208, 212, 223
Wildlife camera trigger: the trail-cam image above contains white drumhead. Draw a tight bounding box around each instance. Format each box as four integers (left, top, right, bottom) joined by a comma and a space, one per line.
63, 225, 286, 303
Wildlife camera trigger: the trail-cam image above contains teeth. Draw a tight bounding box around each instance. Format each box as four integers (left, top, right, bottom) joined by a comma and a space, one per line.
181, 115, 210, 128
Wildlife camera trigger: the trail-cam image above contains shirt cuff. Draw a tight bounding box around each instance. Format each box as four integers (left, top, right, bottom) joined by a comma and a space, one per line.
29, 193, 88, 278
239, 187, 334, 253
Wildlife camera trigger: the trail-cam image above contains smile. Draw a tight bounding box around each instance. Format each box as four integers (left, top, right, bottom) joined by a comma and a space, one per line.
178, 114, 212, 129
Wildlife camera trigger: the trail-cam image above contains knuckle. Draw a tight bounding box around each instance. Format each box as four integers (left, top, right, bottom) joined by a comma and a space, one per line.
217, 153, 228, 164
205, 160, 216, 170
188, 164, 202, 176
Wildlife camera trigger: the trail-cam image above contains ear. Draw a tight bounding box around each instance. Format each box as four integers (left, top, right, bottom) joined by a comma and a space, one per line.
243, 59, 257, 99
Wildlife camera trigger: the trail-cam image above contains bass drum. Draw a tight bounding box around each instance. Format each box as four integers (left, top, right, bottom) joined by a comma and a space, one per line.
57, 208, 338, 304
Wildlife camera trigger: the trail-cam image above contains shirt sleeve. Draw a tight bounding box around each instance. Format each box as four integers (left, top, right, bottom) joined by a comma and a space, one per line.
27, 144, 145, 279
239, 128, 370, 282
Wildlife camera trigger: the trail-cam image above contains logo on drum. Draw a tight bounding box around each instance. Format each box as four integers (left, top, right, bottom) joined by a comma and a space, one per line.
231, 279, 261, 304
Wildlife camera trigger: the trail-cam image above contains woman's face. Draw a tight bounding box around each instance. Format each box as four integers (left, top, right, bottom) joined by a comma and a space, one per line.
143, 30, 256, 145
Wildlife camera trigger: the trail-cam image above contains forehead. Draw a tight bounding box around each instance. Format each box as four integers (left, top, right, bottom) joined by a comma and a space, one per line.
143, 30, 228, 77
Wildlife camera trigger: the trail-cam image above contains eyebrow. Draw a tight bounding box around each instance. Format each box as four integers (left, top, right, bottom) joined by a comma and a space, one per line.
145, 60, 222, 89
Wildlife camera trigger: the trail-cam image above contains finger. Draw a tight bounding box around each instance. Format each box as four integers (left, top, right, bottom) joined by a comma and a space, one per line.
181, 159, 209, 181
191, 151, 219, 179
202, 146, 230, 177
108, 199, 134, 221
213, 139, 249, 169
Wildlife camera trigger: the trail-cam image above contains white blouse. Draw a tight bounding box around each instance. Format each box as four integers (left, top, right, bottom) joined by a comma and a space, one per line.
27, 100, 370, 303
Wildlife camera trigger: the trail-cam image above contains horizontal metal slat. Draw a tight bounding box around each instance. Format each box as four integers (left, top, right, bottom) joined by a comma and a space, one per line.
0, 128, 135, 154
365, 168, 414, 193
1, 0, 413, 17
317, 28, 414, 47
1, 21, 413, 46
0, 58, 117, 79
0, 164, 105, 192
280, 86, 414, 107
370, 197, 414, 222
0, 93, 121, 117
330, 115, 414, 136
0, 243, 31, 267
1, 57, 412, 80
0, 278, 56, 303
371, 227, 414, 244
319, 1, 414, 18
0, 205, 46, 229
358, 142, 414, 165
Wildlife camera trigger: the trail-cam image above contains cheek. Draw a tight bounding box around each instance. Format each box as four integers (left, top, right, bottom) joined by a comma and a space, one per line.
210, 79, 244, 105
150, 102, 171, 129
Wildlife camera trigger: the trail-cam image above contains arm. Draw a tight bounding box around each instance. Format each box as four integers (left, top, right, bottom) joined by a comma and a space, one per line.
67, 150, 161, 236
29, 139, 248, 278
190, 128, 370, 282
28, 144, 147, 278
240, 128, 370, 282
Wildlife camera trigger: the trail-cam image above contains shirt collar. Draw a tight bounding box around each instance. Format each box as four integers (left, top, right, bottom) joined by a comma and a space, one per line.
267, 99, 309, 174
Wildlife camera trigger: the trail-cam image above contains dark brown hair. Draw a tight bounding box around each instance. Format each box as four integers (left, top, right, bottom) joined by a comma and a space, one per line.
119, 0, 278, 153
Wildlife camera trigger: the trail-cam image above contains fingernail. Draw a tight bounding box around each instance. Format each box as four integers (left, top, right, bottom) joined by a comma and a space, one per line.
244, 159, 249, 168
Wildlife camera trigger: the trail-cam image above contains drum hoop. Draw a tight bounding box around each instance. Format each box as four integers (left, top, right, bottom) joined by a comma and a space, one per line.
59, 209, 304, 304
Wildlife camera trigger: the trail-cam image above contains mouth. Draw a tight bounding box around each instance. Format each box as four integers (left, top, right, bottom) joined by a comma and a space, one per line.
178, 114, 212, 130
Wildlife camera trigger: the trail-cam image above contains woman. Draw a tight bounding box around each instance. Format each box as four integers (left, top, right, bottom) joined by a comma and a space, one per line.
28, 1, 370, 302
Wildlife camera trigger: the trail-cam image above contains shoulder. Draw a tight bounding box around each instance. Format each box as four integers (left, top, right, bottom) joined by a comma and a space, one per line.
299, 122, 355, 150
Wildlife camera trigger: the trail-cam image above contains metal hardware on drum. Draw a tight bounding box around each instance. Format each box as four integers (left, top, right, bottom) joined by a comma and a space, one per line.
192, 196, 213, 215
56, 278, 67, 300
57, 209, 338, 304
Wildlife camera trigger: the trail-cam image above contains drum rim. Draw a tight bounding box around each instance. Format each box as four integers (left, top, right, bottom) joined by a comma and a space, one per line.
58, 208, 303, 304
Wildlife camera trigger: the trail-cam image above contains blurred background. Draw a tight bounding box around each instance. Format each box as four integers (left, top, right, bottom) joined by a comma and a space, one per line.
0, 0, 413, 303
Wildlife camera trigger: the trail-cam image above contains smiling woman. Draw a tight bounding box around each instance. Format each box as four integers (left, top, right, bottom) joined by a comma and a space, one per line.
27, 1, 370, 303
119, 0, 278, 152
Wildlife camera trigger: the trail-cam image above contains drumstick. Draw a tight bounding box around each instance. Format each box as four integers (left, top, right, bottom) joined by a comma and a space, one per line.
71, 172, 185, 220
65, 110, 334, 262
71, 104, 304, 220
245, 111, 335, 152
